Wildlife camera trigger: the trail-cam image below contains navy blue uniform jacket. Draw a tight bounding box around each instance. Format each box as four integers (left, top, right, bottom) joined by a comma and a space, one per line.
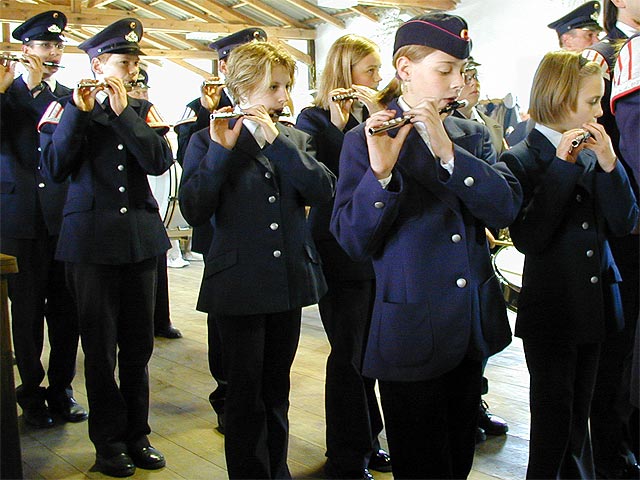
501, 129, 638, 343
296, 106, 374, 282
1, 77, 71, 238
330, 98, 523, 382
179, 122, 335, 316
38, 96, 172, 264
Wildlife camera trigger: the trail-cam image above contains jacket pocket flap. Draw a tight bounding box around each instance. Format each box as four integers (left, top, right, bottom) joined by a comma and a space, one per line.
204, 250, 238, 278
0, 181, 15, 194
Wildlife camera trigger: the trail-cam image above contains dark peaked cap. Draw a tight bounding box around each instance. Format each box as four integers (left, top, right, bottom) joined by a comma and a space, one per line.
12, 10, 66, 43
548, 1, 602, 35
393, 13, 471, 59
209, 28, 267, 60
78, 18, 144, 59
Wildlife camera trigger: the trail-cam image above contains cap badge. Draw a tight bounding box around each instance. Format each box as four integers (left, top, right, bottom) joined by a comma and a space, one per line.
125, 30, 139, 43
53, 13, 59, 18
48, 24, 62, 33
460, 29, 469, 40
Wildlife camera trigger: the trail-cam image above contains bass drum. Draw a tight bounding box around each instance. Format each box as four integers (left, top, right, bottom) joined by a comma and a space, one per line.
492, 245, 524, 312
148, 162, 191, 234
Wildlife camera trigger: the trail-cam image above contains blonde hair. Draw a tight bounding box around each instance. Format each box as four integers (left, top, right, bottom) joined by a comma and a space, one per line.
377, 44, 436, 106
529, 50, 602, 126
225, 41, 296, 105
314, 34, 379, 110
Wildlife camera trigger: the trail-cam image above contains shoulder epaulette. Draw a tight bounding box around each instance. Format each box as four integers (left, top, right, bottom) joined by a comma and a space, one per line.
145, 104, 170, 130
582, 48, 611, 80
37, 100, 64, 132
173, 105, 198, 128
611, 35, 640, 113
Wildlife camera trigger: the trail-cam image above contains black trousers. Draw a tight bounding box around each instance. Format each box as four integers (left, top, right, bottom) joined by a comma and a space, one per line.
591, 236, 640, 475
318, 278, 383, 472
524, 338, 600, 480
216, 309, 301, 479
379, 356, 482, 479
153, 253, 171, 332
66, 258, 157, 456
207, 313, 226, 414
2, 236, 79, 409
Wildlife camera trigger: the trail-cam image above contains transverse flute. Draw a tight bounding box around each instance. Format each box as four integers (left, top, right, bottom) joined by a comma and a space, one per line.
76, 80, 136, 91
0, 54, 64, 68
331, 90, 359, 102
570, 131, 592, 149
368, 99, 468, 136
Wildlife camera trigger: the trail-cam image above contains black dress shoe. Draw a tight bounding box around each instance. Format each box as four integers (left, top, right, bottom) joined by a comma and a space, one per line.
95, 453, 136, 477
22, 405, 54, 428
325, 460, 375, 480
48, 396, 88, 423
155, 326, 182, 339
597, 460, 640, 479
368, 449, 392, 472
475, 427, 487, 444
479, 399, 508, 435
216, 412, 225, 434
129, 445, 166, 470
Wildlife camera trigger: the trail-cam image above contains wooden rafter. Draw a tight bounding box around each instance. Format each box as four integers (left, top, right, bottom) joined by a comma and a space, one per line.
234, 0, 307, 30
281, 0, 345, 30
348, 6, 379, 23
0, 4, 316, 40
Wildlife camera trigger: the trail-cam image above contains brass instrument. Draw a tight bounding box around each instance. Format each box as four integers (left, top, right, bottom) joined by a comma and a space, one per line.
570, 131, 592, 150
368, 99, 468, 136
331, 90, 359, 102
0, 53, 63, 68
202, 79, 225, 88
76, 79, 136, 91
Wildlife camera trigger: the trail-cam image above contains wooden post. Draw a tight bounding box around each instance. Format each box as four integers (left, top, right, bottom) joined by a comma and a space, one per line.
0, 254, 22, 480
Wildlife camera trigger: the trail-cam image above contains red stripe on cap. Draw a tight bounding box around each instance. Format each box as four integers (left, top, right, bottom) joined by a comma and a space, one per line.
403, 19, 469, 41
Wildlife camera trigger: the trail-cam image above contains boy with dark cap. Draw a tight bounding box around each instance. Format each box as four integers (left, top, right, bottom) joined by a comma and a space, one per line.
38, 17, 173, 477
548, 1, 603, 51
0, 10, 87, 429
173, 26, 266, 434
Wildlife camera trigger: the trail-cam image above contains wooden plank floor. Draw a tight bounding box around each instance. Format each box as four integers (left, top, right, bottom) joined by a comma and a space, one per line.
16, 260, 530, 479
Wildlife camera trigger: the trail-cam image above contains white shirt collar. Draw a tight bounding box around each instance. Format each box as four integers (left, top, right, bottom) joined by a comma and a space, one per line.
616, 21, 638, 39
534, 123, 563, 148
236, 104, 267, 148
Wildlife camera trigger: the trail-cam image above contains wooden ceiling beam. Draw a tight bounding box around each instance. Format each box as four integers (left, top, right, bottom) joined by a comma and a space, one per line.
174, 0, 230, 22
169, 57, 212, 77
179, 0, 256, 24
148, 0, 211, 23
0, 4, 316, 40
348, 6, 379, 23
281, 0, 345, 29
86, 0, 116, 7
235, 0, 307, 29
275, 39, 312, 64
359, 0, 459, 9
119, 0, 166, 19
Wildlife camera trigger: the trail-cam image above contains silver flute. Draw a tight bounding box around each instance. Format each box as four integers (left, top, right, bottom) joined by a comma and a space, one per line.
0, 53, 63, 68
570, 131, 592, 149
368, 99, 468, 136
209, 111, 244, 120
